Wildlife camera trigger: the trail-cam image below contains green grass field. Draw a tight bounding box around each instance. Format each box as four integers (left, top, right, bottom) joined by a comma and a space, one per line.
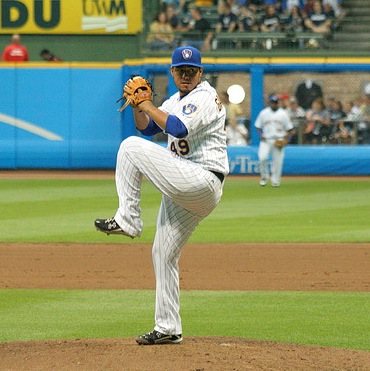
0, 176, 369, 350
0, 177, 369, 243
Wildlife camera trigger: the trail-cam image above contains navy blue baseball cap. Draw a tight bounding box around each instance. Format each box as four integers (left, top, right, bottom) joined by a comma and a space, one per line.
171, 46, 202, 68
269, 94, 279, 103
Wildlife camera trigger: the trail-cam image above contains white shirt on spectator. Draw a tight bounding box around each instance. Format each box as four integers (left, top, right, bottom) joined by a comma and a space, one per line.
226, 121, 249, 146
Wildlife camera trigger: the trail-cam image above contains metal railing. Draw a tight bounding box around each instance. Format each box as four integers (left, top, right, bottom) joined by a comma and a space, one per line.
140, 30, 326, 55
212, 31, 325, 51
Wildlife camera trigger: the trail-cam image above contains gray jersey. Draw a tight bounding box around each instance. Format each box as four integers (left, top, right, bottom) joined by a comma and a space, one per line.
255, 106, 294, 140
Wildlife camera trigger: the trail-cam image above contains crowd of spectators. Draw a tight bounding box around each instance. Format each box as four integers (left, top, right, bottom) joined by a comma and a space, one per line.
272, 85, 370, 145
154, 0, 347, 51
218, 82, 370, 146
220, 83, 370, 146
206, 73, 370, 146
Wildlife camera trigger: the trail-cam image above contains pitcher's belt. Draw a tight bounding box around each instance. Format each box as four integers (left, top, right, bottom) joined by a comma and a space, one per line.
210, 171, 225, 183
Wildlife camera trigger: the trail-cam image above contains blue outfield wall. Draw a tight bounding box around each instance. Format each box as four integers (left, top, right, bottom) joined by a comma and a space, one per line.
0, 64, 122, 169
227, 145, 370, 176
0, 62, 369, 174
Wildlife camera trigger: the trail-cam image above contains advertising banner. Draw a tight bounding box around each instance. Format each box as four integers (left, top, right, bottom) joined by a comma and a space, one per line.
227, 146, 370, 176
0, 0, 142, 34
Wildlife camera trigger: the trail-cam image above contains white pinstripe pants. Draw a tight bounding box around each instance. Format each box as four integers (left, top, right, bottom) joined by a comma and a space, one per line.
114, 136, 223, 335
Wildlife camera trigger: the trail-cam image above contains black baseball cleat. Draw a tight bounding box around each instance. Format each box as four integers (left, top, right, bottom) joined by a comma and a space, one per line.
135, 330, 183, 345
94, 218, 134, 238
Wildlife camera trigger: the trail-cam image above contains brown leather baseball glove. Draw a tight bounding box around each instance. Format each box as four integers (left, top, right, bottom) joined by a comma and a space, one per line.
274, 138, 288, 148
118, 76, 153, 111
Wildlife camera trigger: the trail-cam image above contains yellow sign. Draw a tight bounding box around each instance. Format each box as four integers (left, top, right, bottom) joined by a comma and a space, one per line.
0, 0, 142, 34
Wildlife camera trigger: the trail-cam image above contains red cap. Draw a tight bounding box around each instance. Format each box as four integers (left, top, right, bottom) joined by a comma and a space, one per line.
280, 93, 290, 100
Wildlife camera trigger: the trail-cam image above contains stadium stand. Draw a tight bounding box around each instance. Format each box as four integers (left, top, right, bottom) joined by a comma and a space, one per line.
325, 0, 370, 51
156, 0, 368, 54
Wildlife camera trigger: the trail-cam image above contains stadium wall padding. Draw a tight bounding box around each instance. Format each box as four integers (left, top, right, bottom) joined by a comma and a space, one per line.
0, 64, 122, 169
227, 146, 370, 176
0, 62, 369, 174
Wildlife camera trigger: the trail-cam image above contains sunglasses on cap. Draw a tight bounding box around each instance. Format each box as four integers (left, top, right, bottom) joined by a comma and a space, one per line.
173, 66, 200, 77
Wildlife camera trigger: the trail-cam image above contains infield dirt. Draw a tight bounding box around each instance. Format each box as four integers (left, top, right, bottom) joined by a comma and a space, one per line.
1, 242, 369, 371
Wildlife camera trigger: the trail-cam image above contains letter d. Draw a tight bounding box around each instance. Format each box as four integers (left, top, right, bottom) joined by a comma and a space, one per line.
1, 0, 28, 28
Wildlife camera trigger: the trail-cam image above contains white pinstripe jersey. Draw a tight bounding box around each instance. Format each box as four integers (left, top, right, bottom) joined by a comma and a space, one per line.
159, 81, 229, 175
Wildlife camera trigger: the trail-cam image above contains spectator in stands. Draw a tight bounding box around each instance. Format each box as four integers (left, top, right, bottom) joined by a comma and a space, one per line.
278, 93, 289, 109
226, 118, 249, 146
219, 90, 244, 122
146, 11, 175, 51
259, 5, 282, 49
162, 0, 192, 23
304, 0, 332, 37
331, 121, 354, 144
219, 91, 249, 146
322, 0, 346, 30
285, 5, 305, 48
330, 100, 356, 144
40, 49, 62, 62
238, 5, 259, 32
1, 34, 29, 62
181, 5, 214, 51
358, 89, 370, 144
215, 2, 238, 33
325, 97, 352, 143
322, 2, 335, 18
303, 97, 331, 144
287, 96, 305, 118
214, 2, 238, 48
259, 5, 281, 32
295, 79, 323, 110
281, 0, 305, 14
330, 99, 346, 123
286, 96, 305, 143
321, 2, 336, 35
344, 99, 361, 121
286, 5, 305, 32
165, 4, 185, 31
325, 95, 336, 115
237, 4, 259, 47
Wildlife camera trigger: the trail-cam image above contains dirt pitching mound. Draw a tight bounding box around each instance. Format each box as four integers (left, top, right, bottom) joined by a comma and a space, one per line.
1, 337, 370, 371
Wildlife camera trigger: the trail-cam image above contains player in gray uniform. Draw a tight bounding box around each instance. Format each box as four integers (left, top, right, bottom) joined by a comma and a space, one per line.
254, 94, 295, 187
95, 46, 228, 344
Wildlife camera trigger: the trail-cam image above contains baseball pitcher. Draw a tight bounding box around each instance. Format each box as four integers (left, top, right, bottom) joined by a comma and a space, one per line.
95, 46, 228, 345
